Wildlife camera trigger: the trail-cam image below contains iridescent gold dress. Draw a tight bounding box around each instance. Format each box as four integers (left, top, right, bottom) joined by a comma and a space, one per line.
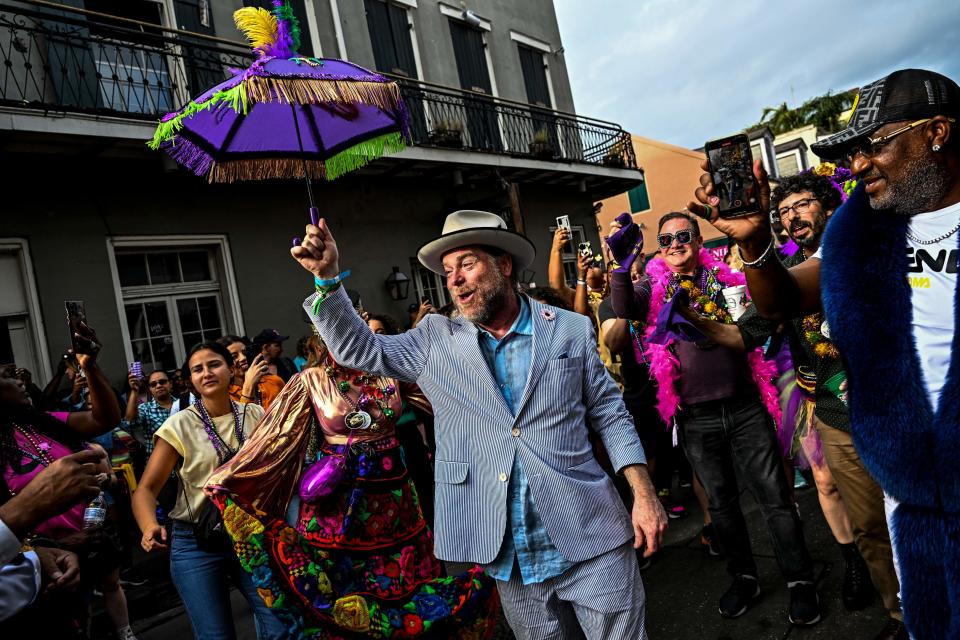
206, 363, 498, 639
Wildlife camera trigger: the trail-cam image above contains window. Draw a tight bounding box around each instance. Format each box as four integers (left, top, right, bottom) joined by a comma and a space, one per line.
364, 0, 418, 78
0, 240, 50, 381
751, 143, 764, 169
109, 238, 243, 374
410, 259, 450, 308
776, 151, 801, 177
548, 225, 587, 287
627, 180, 650, 213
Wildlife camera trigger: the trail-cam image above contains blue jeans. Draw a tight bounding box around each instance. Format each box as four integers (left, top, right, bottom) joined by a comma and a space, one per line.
170, 521, 288, 640
678, 395, 814, 583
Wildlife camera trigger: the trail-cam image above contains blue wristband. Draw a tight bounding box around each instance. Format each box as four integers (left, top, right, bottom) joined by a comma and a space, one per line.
314, 270, 351, 287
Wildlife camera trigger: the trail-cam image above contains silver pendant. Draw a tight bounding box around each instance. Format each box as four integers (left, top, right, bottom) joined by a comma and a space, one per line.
820, 320, 831, 340
344, 410, 372, 430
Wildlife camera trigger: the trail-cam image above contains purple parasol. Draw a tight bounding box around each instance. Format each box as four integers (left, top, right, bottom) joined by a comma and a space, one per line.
148, 1, 409, 196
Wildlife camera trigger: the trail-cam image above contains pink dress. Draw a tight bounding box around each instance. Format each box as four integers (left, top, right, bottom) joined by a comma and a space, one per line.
3, 413, 85, 538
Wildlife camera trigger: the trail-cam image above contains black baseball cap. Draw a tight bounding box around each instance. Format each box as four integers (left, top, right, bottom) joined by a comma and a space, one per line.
252, 328, 288, 344
812, 69, 960, 160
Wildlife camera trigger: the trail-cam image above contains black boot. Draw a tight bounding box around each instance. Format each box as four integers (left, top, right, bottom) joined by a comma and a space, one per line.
839, 542, 874, 610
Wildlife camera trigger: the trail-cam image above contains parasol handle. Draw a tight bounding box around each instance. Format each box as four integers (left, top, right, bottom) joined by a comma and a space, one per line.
290, 102, 317, 211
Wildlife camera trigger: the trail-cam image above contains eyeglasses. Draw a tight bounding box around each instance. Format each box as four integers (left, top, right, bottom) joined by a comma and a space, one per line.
845, 118, 955, 161
775, 197, 818, 222
149, 379, 170, 387
657, 229, 695, 249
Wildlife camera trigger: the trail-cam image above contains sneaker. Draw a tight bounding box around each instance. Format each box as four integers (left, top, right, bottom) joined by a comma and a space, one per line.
658, 489, 688, 519
873, 617, 908, 640
788, 582, 822, 626
840, 544, 874, 611
718, 575, 760, 618
700, 524, 722, 558
117, 627, 139, 640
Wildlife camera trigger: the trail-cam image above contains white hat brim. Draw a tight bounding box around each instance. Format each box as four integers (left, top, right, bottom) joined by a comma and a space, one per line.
417, 228, 537, 275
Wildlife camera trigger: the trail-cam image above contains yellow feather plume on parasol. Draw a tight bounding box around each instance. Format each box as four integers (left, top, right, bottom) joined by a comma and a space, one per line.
234, 6, 278, 53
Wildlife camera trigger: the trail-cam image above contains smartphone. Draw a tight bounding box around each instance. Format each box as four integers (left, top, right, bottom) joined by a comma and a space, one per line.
704, 134, 760, 218
65, 300, 90, 355
129, 361, 143, 378
244, 343, 261, 367
578, 241, 592, 257
556, 215, 571, 231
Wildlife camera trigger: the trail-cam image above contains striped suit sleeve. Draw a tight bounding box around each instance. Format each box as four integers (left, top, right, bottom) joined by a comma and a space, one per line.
303, 288, 430, 382
579, 316, 647, 472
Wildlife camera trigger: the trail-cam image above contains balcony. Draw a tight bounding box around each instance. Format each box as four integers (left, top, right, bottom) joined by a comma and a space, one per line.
0, 1, 637, 180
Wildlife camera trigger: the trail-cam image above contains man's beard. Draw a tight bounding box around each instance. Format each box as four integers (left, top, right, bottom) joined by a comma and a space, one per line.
869, 156, 950, 216
452, 265, 512, 325
789, 215, 827, 249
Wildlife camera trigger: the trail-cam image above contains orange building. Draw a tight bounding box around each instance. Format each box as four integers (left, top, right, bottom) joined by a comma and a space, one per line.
596, 134, 726, 256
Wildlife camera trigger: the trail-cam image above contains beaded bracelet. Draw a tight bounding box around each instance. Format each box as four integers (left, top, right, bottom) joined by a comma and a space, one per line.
314, 270, 351, 287
741, 239, 775, 269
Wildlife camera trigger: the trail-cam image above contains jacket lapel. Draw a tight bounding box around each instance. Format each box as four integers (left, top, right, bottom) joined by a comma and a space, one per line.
515, 297, 556, 415
451, 317, 513, 416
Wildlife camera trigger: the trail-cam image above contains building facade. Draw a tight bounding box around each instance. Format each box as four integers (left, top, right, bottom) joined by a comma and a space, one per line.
596, 134, 725, 256
0, 0, 640, 383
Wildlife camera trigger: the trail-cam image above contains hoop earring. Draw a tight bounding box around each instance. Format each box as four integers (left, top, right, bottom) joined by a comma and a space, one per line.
933, 144, 942, 152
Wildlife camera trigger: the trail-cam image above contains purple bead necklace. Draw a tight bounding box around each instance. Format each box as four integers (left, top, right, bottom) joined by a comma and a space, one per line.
193, 398, 244, 460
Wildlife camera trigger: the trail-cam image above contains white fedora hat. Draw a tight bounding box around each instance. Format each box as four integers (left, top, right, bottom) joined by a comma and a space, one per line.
417, 210, 536, 275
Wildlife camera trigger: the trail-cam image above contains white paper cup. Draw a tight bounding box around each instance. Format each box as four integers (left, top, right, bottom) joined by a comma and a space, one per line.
722, 285, 748, 321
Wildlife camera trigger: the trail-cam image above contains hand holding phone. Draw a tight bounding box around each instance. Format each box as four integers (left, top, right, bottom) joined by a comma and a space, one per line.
687, 155, 772, 252
64, 302, 100, 360
703, 134, 761, 218
250, 354, 269, 383
577, 241, 592, 258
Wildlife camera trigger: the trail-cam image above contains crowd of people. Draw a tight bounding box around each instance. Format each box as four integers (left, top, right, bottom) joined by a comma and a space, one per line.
1, 66, 957, 640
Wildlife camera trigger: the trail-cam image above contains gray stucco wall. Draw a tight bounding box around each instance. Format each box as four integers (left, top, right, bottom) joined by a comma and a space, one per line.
3, 151, 598, 386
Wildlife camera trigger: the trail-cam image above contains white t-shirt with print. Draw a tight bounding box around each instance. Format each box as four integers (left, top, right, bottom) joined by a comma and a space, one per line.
812, 201, 960, 411
905, 201, 960, 411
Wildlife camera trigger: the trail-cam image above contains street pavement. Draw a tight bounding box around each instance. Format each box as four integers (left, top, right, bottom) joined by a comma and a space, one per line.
100, 478, 890, 639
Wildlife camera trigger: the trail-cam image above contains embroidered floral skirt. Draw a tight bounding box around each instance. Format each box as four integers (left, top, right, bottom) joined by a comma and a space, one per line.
214, 436, 498, 639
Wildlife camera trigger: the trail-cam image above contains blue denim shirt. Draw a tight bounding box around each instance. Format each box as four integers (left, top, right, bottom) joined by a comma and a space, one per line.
478, 297, 574, 584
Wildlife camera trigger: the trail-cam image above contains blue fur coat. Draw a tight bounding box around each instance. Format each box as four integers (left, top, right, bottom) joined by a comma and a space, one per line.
821, 184, 960, 639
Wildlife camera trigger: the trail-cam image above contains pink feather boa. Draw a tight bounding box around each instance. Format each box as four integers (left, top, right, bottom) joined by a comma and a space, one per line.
640, 249, 782, 432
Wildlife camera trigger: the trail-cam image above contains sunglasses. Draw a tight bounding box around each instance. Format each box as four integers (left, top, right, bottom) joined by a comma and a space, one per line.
149, 379, 170, 387
845, 118, 956, 162
657, 229, 696, 249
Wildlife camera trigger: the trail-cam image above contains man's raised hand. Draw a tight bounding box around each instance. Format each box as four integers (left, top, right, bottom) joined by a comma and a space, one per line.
291, 217, 340, 279
687, 158, 772, 256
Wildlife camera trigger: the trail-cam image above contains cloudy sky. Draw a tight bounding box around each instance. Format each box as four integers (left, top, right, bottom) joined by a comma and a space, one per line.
554, 0, 960, 149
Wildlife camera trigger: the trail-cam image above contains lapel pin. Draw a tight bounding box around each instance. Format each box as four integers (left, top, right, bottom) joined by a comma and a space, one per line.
540, 308, 556, 321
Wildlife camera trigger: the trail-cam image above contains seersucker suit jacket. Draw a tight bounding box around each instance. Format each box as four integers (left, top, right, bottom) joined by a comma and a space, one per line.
304, 287, 646, 565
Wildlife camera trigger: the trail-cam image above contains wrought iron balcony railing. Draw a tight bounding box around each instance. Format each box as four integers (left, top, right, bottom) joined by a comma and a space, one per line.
0, 2, 636, 170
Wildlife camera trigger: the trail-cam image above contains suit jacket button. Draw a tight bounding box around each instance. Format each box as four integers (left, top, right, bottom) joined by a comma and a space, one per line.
498, 472, 507, 482
511, 427, 521, 437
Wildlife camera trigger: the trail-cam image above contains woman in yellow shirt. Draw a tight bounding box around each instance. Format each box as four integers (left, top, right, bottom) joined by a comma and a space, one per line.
132, 341, 287, 639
